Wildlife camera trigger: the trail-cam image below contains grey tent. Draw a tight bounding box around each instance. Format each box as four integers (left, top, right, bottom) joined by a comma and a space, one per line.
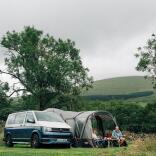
45, 108, 117, 147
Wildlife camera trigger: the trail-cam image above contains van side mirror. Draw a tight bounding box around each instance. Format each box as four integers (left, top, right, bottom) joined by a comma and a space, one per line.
27, 119, 35, 123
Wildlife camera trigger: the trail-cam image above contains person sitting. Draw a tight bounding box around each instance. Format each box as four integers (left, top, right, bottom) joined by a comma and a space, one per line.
112, 126, 127, 146
92, 129, 100, 139
92, 128, 107, 147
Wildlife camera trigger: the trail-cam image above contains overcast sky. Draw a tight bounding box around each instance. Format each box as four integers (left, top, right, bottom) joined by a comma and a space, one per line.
0, 0, 156, 81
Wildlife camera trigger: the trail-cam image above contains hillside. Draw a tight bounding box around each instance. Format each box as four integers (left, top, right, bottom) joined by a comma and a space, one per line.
82, 76, 155, 101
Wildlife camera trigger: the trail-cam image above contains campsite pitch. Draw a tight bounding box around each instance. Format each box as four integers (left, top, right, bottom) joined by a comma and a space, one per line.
0, 145, 121, 156
0, 141, 156, 156
0, 136, 156, 156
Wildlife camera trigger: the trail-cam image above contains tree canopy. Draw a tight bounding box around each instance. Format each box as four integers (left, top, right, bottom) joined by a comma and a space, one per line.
135, 34, 156, 88
0, 26, 93, 110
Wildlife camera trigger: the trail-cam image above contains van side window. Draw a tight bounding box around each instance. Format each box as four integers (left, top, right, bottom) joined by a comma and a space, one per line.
14, 113, 25, 124
26, 112, 35, 123
7, 114, 16, 125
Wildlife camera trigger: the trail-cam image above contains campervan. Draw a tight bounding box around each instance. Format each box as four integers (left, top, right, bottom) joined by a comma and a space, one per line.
4, 111, 72, 148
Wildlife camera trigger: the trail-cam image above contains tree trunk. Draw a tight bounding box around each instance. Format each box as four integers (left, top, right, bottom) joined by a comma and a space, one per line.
38, 95, 45, 110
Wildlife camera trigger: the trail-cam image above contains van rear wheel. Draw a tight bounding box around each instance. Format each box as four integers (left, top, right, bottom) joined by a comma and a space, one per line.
5, 135, 14, 147
31, 134, 40, 148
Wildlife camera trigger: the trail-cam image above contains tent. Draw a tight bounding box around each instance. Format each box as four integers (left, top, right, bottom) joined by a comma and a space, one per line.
45, 108, 117, 147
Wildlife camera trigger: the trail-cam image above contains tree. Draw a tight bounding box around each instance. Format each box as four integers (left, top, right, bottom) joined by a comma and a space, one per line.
143, 102, 156, 133
135, 34, 156, 88
0, 81, 11, 121
0, 26, 93, 110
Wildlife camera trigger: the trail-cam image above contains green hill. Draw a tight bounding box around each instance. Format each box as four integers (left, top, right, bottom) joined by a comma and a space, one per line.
84, 76, 153, 95
82, 76, 155, 101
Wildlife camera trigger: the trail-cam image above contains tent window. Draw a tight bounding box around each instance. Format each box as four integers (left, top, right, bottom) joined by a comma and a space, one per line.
102, 118, 115, 137
91, 116, 104, 137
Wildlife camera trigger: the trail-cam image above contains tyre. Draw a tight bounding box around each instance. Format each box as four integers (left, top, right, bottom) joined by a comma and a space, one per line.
5, 135, 14, 147
31, 133, 40, 148
65, 144, 71, 148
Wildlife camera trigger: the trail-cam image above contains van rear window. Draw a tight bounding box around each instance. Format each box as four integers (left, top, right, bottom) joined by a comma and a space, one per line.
7, 114, 16, 125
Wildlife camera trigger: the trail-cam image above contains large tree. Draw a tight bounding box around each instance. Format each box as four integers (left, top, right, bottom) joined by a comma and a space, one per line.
0, 26, 93, 110
135, 34, 156, 88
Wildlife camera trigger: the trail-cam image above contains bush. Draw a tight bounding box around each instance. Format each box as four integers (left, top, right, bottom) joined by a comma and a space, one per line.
76, 99, 156, 133
1, 94, 156, 133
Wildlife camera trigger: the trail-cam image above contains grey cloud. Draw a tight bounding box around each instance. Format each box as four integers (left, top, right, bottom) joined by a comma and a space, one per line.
0, 0, 156, 80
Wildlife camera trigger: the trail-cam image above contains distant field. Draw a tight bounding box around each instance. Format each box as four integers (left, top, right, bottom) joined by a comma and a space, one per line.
83, 76, 153, 95
82, 76, 156, 102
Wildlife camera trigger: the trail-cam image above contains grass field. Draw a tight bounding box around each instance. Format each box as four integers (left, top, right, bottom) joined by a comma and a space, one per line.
0, 145, 123, 156
0, 127, 156, 156
83, 76, 153, 96
0, 138, 156, 156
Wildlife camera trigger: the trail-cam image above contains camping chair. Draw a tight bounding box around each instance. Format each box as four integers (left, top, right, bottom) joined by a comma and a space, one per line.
110, 137, 127, 147
91, 138, 108, 148
110, 139, 120, 147
104, 133, 120, 147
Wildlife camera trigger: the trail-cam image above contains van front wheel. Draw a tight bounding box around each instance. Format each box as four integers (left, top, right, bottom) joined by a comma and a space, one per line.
31, 134, 40, 148
5, 135, 14, 147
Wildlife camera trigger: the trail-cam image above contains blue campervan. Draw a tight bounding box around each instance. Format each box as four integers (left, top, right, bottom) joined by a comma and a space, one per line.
4, 111, 72, 148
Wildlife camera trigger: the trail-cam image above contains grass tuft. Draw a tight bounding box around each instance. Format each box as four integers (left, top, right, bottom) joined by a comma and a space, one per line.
117, 136, 156, 156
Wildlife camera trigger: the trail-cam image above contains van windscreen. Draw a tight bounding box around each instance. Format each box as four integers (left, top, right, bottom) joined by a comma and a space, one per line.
35, 112, 64, 122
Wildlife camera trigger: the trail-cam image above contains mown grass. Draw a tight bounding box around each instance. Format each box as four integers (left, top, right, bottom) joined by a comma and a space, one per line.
0, 137, 155, 156
0, 145, 123, 156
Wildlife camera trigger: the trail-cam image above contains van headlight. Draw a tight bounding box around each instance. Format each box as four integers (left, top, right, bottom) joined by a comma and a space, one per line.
45, 127, 52, 132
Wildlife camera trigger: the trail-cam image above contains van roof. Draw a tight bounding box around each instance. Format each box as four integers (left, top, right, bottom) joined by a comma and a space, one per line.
9, 110, 43, 115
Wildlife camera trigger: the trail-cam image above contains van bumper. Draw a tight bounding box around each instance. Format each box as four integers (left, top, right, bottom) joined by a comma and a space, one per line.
41, 138, 71, 144
40, 132, 73, 145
